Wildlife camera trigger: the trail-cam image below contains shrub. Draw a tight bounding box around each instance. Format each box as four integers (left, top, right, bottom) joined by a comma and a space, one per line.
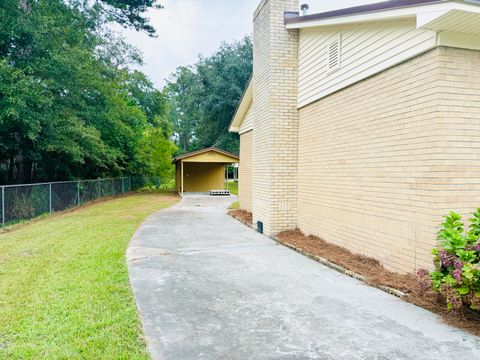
10, 193, 35, 220
418, 210, 480, 311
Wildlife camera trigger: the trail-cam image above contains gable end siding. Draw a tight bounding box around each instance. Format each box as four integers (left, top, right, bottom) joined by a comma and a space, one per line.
239, 104, 254, 134
298, 19, 437, 107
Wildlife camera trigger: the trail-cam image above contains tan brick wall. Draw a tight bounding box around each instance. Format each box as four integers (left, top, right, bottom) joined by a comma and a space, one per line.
297, 47, 480, 273
239, 130, 253, 212
434, 47, 480, 240
252, 0, 299, 235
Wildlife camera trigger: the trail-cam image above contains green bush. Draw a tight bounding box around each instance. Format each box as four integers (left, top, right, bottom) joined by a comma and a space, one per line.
418, 210, 480, 310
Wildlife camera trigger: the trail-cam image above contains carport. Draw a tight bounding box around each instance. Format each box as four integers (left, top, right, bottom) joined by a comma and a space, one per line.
173, 147, 239, 196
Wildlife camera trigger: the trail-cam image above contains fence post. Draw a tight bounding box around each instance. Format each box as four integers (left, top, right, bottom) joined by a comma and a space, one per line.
1, 186, 4, 229
121, 178, 125, 194
97, 179, 101, 199
49, 183, 52, 213
77, 181, 81, 205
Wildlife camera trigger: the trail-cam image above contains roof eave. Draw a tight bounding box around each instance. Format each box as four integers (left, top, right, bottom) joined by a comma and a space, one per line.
172, 147, 239, 164
228, 78, 253, 134
285, 0, 456, 29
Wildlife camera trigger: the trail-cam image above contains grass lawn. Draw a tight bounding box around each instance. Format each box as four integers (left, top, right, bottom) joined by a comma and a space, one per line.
227, 181, 238, 195
0, 191, 179, 359
229, 201, 239, 210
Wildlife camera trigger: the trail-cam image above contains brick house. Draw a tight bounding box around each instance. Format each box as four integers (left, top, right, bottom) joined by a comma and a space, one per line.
229, 0, 480, 273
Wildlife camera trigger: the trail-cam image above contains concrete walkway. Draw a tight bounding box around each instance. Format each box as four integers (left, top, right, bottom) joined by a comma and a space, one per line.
127, 194, 480, 360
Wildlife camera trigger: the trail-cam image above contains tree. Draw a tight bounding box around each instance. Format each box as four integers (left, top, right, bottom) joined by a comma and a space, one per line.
95, 0, 163, 36
67, 0, 162, 36
165, 37, 253, 155
0, 0, 175, 184
124, 70, 168, 126
136, 121, 177, 179
164, 66, 201, 153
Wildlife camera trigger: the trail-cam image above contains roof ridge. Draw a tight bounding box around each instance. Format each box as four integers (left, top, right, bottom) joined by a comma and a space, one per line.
172, 147, 239, 163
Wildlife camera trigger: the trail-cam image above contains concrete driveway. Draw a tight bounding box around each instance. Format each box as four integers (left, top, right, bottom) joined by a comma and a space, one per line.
127, 194, 480, 360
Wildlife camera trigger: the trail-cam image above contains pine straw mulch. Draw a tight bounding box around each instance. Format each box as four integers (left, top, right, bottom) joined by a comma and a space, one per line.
228, 209, 253, 226
276, 229, 480, 337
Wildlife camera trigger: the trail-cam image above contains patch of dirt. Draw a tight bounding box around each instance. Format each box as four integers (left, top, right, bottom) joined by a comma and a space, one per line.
228, 209, 253, 226
276, 229, 480, 336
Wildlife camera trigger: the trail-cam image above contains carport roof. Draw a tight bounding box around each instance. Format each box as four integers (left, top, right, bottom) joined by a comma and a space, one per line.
172, 147, 239, 164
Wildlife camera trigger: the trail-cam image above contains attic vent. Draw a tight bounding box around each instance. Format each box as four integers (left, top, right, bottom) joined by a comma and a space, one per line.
327, 36, 341, 72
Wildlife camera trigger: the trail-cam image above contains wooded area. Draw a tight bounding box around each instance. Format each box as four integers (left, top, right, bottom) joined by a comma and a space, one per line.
165, 37, 252, 155
0, 0, 174, 185
0, 0, 252, 185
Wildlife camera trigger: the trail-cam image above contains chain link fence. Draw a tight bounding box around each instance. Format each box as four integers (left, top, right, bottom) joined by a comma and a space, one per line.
0, 176, 170, 228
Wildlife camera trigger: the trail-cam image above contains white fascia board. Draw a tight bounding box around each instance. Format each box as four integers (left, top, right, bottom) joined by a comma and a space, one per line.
239, 127, 253, 135
438, 31, 480, 50
229, 81, 252, 133
286, 2, 480, 30
416, 9, 451, 27
418, 3, 480, 28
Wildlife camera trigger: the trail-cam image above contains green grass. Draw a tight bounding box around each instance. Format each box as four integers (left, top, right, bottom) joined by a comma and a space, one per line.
0, 192, 179, 359
227, 181, 238, 195
228, 201, 239, 210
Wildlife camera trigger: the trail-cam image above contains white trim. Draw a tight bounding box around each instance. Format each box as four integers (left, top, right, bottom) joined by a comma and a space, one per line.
437, 31, 480, 50
229, 81, 253, 133
239, 127, 253, 135
416, 9, 450, 28
239, 128, 253, 136
286, 2, 480, 30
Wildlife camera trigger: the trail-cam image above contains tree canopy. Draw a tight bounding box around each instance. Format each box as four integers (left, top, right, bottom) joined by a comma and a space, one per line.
165, 37, 253, 155
0, 0, 174, 184
0, 0, 253, 185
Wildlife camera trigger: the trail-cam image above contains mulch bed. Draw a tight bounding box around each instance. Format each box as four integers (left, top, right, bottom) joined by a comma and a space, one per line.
228, 209, 253, 226
276, 229, 480, 336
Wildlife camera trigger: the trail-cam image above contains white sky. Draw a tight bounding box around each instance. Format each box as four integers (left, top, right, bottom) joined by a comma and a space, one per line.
121, 0, 377, 89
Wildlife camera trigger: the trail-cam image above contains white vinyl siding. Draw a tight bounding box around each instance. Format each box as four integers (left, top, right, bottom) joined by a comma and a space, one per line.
239, 104, 254, 134
298, 19, 437, 108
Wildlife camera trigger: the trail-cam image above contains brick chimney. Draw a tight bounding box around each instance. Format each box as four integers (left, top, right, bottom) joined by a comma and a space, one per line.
251, 0, 299, 236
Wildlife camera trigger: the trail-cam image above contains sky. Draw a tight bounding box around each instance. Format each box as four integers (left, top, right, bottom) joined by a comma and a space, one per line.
121, 0, 377, 89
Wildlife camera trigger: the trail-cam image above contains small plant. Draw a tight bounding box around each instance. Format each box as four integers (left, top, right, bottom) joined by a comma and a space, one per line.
418, 210, 480, 311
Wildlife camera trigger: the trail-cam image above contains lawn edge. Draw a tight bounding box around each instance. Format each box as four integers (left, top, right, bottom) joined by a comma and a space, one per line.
0, 190, 178, 235
125, 195, 182, 359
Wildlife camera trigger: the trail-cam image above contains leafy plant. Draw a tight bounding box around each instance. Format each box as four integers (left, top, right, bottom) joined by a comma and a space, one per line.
418, 209, 480, 311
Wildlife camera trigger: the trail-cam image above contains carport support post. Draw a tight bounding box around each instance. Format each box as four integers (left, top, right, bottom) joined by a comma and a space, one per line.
181, 160, 184, 197
226, 164, 229, 190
